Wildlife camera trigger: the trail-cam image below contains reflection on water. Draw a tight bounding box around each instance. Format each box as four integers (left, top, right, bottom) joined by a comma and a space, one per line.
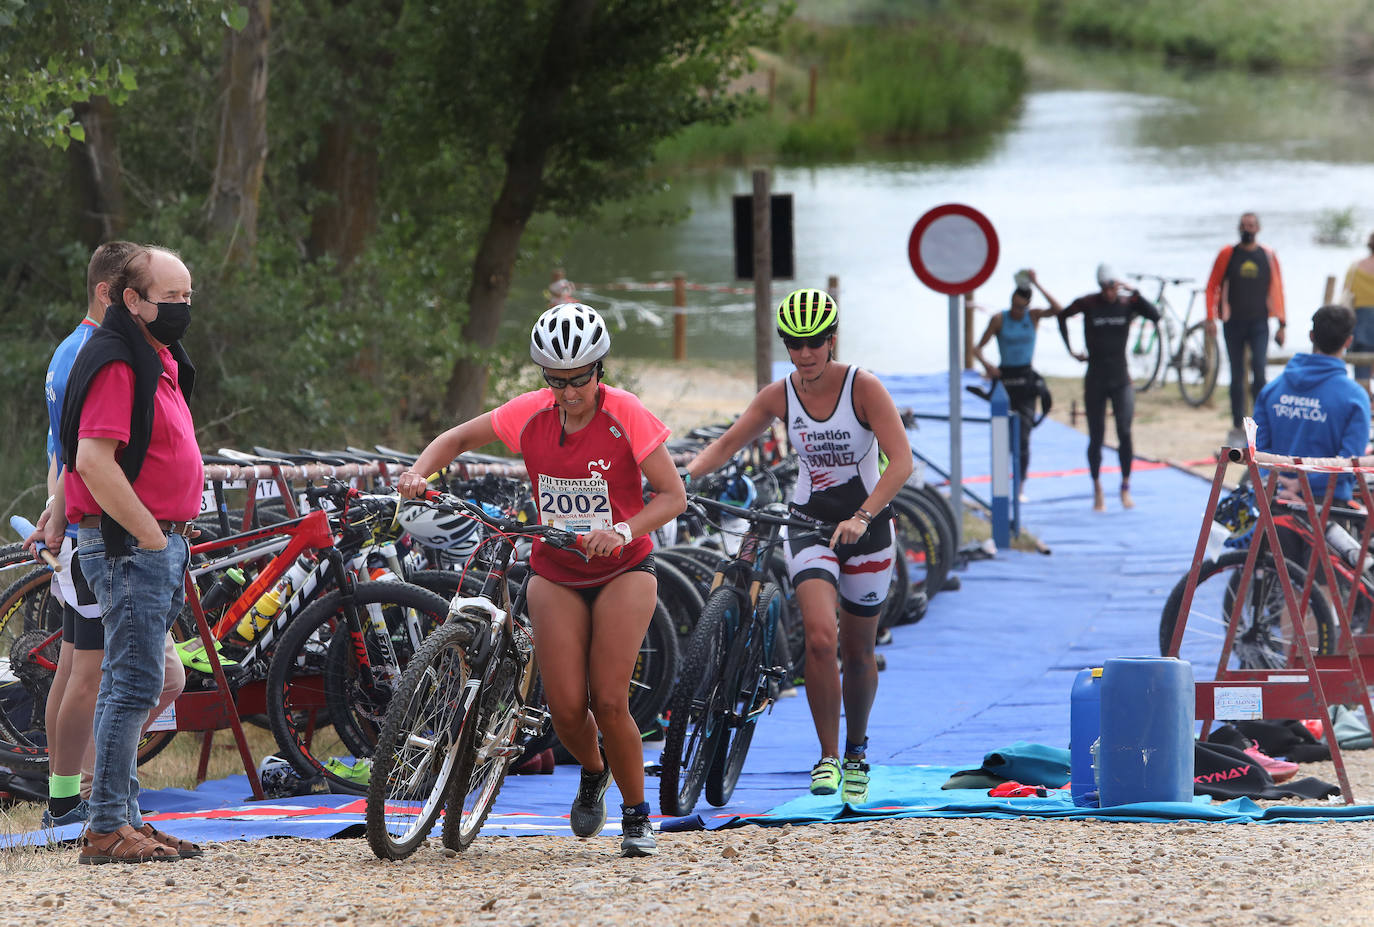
509, 58, 1374, 380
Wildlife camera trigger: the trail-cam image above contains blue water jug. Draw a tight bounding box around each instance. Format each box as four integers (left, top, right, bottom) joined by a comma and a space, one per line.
1098, 656, 1195, 806
1069, 667, 1102, 807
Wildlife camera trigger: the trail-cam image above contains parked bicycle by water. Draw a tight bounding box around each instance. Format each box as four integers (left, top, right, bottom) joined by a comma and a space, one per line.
1126, 272, 1220, 405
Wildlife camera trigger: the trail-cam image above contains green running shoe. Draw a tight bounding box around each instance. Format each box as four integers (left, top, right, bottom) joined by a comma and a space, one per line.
809, 756, 842, 795
324, 757, 371, 786
841, 758, 870, 804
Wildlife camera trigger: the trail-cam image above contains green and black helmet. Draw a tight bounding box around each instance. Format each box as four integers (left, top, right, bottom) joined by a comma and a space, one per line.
776, 288, 838, 339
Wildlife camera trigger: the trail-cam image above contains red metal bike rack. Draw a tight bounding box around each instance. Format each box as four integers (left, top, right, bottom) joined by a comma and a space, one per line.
1165, 431, 1374, 804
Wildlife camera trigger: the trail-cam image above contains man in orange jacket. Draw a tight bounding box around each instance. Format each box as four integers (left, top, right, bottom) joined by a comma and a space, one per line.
1206, 212, 1286, 445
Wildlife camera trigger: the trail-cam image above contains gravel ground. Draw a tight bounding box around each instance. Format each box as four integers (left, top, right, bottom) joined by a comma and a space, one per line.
2, 751, 1373, 927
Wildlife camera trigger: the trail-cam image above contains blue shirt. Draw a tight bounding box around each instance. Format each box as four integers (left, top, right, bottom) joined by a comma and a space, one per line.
45, 317, 100, 536
996, 309, 1036, 368
1253, 352, 1371, 501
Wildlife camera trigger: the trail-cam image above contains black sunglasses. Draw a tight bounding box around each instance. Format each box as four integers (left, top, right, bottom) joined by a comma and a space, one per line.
781, 333, 831, 350
543, 369, 597, 390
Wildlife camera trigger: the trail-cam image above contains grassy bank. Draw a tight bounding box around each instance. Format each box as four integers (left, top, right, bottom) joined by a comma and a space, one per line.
655, 20, 1025, 165
962, 0, 1374, 72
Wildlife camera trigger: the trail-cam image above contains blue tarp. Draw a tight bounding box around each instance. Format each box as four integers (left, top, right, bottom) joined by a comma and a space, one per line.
19, 371, 1365, 847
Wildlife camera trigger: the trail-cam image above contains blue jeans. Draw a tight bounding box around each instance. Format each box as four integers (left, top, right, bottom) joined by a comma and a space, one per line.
77, 528, 189, 833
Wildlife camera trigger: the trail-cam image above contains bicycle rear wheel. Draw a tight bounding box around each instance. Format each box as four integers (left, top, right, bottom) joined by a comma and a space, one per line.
1158, 550, 1336, 675
365, 618, 479, 860
1176, 322, 1220, 407
266, 581, 449, 793
659, 586, 735, 816
1128, 316, 1163, 392
706, 583, 782, 807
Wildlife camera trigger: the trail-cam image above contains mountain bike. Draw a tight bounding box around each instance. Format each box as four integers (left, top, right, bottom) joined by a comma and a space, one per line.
365, 493, 583, 859
659, 495, 833, 816
1125, 272, 1220, 405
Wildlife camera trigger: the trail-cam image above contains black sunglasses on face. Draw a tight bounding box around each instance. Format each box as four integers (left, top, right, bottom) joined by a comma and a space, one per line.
543, 369, 596, 389
782, 333, 831, 350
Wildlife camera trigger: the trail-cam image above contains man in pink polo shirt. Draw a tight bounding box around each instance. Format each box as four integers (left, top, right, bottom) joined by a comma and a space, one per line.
60, 246, 203, 865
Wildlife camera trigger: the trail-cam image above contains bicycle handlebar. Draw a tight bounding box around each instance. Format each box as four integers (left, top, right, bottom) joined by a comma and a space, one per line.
687, 494, 837, 537
416, 491, 588, 559
1127, 272, 1194, 287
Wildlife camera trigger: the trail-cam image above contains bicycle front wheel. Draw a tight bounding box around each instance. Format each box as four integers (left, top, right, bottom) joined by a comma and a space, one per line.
1159, 550, 1336, 675
1128, 316, 1164, 392
706, 582, 782, 808
1176, 322, 1220, 407
659, 586, 735, 816
266, 581, 449, 793
365, 618, 480, 860
442, 644, 525, 851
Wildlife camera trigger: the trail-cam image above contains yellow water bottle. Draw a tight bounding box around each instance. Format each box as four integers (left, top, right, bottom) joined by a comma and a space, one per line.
237, 582, 286, 641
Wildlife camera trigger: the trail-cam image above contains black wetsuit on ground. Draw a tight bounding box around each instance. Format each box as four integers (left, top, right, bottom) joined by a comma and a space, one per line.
1058, 291, 1161, 482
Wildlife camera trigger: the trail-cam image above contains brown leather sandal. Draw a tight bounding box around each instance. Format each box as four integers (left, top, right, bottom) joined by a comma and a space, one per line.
138, 823, 204, 858
79, 825, 179, 864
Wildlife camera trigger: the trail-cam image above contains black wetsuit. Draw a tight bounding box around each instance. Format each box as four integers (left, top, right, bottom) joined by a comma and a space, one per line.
1222, 246, 1273, 428
1058, 291, 1161, 482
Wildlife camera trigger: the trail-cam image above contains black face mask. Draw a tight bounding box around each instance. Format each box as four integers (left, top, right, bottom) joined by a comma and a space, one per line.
143, 301, 192, 344
1239, 230, 1256, 245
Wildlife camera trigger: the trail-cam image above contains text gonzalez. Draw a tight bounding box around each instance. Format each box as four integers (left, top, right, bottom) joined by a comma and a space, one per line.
1275, 394, 1328, 422
797, 428, 858, 467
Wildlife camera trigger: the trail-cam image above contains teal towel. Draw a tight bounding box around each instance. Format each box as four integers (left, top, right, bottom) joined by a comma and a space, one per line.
979, 741, 1072, 788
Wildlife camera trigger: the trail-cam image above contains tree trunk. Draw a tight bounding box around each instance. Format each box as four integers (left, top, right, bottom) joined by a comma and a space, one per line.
206, 0, 271, 267
442, 0, 600, 423
67, 96, 126, 249
305, 121, 379, 268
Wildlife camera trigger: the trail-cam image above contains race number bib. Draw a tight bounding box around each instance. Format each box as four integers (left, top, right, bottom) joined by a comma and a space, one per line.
537, 474, 613, 533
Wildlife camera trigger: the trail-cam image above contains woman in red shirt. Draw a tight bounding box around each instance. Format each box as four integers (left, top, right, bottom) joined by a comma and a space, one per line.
398, 303, 686, 857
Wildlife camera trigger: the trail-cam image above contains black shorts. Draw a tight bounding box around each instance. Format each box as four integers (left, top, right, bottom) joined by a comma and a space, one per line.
535, 554, 658, 611
62, 602, 105, 651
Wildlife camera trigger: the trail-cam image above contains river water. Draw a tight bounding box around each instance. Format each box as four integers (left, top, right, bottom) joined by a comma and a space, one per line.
511, 55, 1374, 381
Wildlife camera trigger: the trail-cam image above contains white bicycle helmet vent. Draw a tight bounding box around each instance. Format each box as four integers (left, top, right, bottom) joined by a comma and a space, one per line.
529, 302, 610, 368
398, 505, 484, 552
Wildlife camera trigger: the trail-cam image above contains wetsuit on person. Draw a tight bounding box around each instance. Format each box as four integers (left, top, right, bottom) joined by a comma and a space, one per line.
1058, 285, 1160, 496
995, 309, 1040, 484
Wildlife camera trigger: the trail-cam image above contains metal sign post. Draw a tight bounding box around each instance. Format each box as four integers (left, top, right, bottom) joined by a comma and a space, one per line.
908, 204, 1000, 548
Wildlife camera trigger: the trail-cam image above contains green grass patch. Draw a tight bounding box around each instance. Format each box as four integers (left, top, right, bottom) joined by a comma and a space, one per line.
655, 20, 1026, 167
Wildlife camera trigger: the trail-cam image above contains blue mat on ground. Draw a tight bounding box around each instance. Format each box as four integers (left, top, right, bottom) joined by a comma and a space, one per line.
720, 765, 1374, 826
22, 370, 1334, 846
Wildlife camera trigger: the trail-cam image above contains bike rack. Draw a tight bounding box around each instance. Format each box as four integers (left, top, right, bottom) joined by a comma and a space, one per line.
1165, 425, 1374, 804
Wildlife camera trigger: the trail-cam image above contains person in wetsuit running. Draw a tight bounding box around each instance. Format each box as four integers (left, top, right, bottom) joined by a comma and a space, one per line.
1058, 263, 1161, 511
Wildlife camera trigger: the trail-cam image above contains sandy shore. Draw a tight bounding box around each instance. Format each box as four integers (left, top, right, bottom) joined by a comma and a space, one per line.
4, 360, 1373, 926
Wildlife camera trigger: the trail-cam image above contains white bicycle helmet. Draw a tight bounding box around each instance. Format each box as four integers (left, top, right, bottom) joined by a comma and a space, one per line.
529, 302, 610, 368
398, 503, 484, 553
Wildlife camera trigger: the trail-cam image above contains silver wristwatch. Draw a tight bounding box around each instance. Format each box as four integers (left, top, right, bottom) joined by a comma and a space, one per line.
612, 521, 633, 546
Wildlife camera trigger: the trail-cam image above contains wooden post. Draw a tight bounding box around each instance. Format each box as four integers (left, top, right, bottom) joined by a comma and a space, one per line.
964, 291, 977, 370
1325, 274, 1337, 305
673, 273, 687, 361
752, 169, 773, 392
827, 274, 840, 360
807, 66, 818, 118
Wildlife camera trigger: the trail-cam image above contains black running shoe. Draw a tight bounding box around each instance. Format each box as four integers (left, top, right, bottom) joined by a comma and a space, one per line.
569, 765, 613, 838
620, 808, 657, 857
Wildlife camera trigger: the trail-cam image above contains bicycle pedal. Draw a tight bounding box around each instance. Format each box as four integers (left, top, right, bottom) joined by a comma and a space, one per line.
517, 706, 548, 735
492, 745, 524, 759
762, 665, 788, 680
643, 762, 663, 777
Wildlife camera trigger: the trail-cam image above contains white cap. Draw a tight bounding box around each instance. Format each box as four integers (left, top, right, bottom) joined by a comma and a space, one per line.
1096, 263, 1118, 287
1013, 269, 1032, 290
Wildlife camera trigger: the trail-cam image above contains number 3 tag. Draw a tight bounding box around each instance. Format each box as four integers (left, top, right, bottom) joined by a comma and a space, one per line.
537, 474, 613, 533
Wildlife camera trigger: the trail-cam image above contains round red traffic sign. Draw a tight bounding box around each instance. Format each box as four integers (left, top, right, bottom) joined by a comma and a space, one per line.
907, 204, 999, 295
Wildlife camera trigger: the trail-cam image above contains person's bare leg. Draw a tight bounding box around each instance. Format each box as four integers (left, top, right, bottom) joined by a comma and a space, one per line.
796, 578, 841, 758
587, 572, 656, 805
